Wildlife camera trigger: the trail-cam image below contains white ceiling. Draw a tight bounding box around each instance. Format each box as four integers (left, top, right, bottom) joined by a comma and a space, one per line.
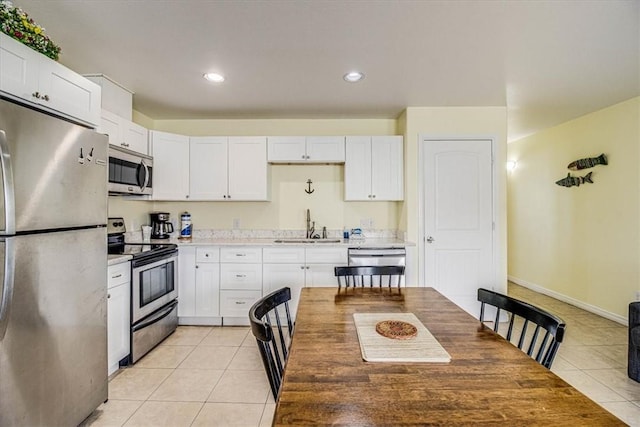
14, 0, 640, 141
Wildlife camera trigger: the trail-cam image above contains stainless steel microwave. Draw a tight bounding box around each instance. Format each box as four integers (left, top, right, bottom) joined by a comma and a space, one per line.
108, 145, 153, 195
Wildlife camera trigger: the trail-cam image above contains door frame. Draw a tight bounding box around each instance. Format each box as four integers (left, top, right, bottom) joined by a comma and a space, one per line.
418, 135, 499, 290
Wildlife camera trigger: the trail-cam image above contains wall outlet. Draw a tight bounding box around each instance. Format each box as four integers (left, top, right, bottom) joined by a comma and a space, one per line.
232, 218, 240, 229
360, 218, 374, 228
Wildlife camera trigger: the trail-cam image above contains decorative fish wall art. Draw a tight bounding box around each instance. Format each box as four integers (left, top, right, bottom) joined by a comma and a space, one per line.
567, 153, 607, 171
555, 172, 594, 188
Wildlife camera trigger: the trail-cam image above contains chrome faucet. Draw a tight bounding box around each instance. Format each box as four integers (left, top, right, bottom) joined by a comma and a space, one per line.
306, 209, 313, 238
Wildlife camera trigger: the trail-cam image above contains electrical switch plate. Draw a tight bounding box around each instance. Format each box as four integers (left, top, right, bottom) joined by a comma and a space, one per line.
233, 218, 240, 229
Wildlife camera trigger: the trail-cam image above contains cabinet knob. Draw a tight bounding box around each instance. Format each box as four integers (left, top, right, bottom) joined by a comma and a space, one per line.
42, 94, 50, 101
223, 195, 227, 198
227, 194, 231, 199
107, 293, 111, 299
32, 91, 40, 99
372, 194, 376, 198
300, 266, 304, 270
195, 265, 199, 268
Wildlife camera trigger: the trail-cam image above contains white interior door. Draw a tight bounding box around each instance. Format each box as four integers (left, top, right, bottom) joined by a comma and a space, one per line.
423, 139, 494, 316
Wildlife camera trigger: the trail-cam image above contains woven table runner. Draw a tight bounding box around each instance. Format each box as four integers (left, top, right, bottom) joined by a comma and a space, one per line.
353, 313, 451, 363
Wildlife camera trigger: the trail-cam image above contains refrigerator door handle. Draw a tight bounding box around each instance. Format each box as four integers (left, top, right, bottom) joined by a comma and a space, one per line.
0, 130, 16, 235
0, 238, 15, 340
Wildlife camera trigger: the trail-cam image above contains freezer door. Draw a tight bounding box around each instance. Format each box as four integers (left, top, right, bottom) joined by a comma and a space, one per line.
0, 228, 108, 426
0, 98, 108, 233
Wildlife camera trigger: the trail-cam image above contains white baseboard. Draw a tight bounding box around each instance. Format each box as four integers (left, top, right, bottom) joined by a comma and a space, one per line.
507, 275, 628, 326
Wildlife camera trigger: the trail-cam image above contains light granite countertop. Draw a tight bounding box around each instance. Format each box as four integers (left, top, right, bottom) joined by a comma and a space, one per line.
128, 237, 414, 248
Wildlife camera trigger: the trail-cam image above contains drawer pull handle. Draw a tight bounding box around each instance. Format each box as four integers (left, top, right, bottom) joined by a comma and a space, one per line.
111, 274, 123, 279
235, 254, 246, 257
235, 301, 246, 305
235, 274, 246, 278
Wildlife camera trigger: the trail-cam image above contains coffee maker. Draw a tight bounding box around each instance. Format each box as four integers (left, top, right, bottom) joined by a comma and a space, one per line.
150, 212, 174, 239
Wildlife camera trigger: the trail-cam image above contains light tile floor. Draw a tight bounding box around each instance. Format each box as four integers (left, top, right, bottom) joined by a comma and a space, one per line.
82, 283, 640, 426
509, 282, 640, 426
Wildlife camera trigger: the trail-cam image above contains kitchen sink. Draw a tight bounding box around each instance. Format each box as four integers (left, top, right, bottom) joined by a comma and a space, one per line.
273, 239, 343, 244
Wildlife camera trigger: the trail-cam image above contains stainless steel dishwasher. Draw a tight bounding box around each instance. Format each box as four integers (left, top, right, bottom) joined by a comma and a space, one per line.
347, 248, 407, 286
348, 247, 406, 267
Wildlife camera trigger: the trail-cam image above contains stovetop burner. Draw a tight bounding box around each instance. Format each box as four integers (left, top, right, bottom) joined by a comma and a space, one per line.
107, 217, 177, 262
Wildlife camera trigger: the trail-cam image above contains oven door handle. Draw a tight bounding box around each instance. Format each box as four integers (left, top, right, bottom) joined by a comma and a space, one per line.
132, 300, 178, 331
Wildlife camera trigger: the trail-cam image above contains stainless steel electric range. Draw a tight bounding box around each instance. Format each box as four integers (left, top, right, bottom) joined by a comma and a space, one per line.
108, 217, 179, 364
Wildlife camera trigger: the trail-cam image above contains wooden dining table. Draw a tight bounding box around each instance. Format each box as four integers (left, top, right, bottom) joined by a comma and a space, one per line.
273, 287, 624, 426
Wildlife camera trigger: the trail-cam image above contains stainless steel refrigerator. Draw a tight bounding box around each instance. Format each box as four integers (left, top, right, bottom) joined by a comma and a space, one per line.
0, 97, 109, 426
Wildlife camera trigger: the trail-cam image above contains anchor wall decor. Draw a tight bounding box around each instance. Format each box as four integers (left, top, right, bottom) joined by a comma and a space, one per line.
305, 179, 315, 194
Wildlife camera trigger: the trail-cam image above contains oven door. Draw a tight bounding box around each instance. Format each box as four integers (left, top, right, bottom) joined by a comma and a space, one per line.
131, 252, 178, 324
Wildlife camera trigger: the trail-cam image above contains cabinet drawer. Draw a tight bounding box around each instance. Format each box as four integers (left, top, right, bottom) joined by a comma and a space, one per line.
220, 247, 262, 263
108, 262, 130, 289
196, 247, 220, 263
263, 247, 305, 263
220, 290, 262, 317
306, 247, 348, 264
220, 263, 262, 290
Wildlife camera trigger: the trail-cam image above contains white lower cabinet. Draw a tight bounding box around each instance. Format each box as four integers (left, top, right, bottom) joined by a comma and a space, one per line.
178, 246, 221, 324
107, 261, 130, 375
219, 247, 262, 324
177, 245, 349, 326
263, 247, 347, 320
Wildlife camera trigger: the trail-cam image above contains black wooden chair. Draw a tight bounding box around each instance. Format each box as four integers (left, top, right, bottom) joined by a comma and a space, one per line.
629, 302, 640, 382
334, 265, 405, 288
248, 287, 294, 399
477, 288, 566, 369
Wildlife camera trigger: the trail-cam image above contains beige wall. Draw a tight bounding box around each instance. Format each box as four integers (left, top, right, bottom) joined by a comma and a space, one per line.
507, 97, 640, 320
399, 107, 508, 288
108, 118, 401, 232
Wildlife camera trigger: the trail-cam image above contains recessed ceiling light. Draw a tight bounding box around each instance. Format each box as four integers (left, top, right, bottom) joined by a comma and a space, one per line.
203, 73, 225, 83
343, 71, 365, 83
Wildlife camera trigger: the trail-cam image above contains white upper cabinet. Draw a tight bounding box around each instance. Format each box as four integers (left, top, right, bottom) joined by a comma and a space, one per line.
0, 33, 100, 126
228, 136, 268, 200
268, 136, 345, 163
189, 136, 228, 200
97, 109, 148, 154
345, 136, 404, 201
188, 136, 269, 201
150, 130, 190, 200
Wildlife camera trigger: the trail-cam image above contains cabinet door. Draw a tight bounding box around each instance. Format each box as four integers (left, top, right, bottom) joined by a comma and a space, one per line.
228, 136, 268, 200
98, 109, 122, 147
178, 247, 196, 317
344, 136, 372, 200
263, 263, 305, 320
195, 263, 220, 317
0, 33, 39, 101
38, 59, 101, 126
267, 136, 305, 162
122, 120, 148, 154
150, 130, 190, 200
371, 136, 404, 201
189, 136, 228, 200
306, 264, 338, 288
107, 282, 130, 375
306, 136, 345, 163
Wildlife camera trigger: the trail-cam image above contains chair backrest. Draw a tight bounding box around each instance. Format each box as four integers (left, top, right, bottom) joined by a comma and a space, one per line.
334, 265, 405, 288
477, 288, 566, 369
249, 287, 294, 399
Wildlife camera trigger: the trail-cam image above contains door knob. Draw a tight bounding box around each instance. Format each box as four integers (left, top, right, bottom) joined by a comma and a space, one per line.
426, 236, 435, 243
